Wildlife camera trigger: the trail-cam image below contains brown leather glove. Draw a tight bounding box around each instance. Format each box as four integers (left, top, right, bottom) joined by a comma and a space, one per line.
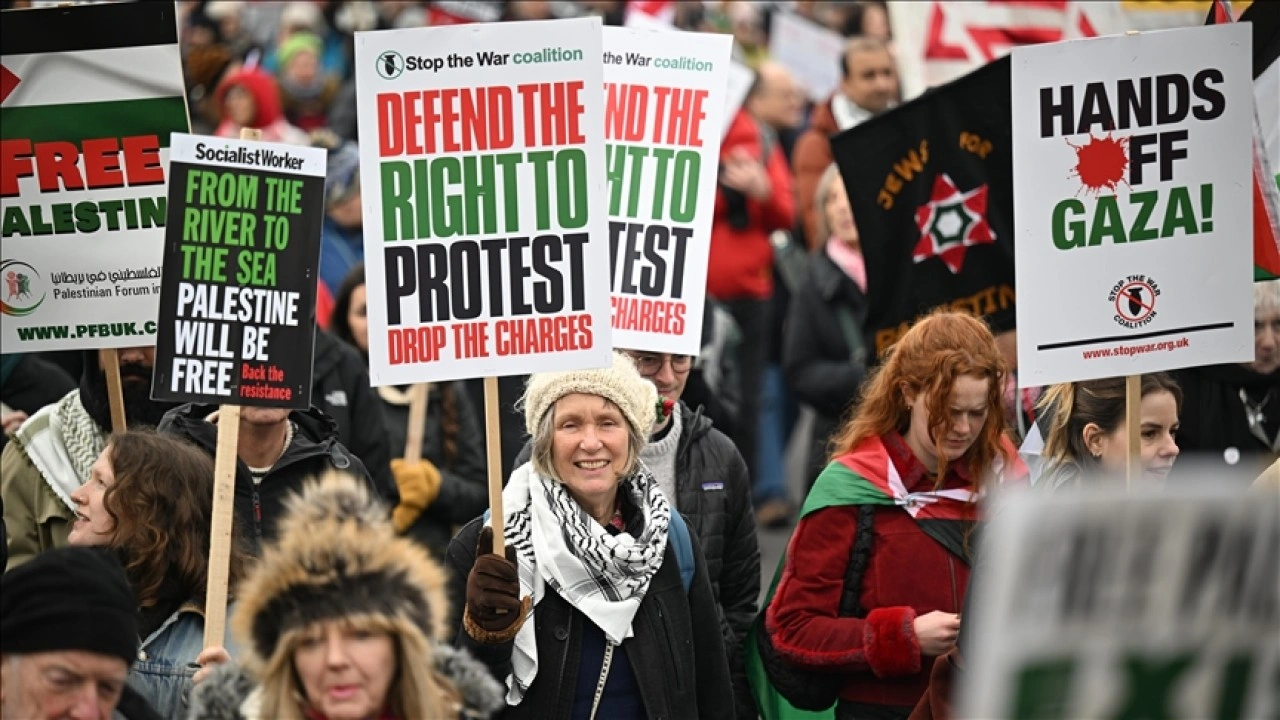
463, 526, 531, 644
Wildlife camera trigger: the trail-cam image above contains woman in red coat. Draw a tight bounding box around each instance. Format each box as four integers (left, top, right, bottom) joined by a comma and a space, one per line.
766, 310, 1024, 719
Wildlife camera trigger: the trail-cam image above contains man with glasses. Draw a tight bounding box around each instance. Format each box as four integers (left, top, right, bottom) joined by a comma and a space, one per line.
623, 349, 761, 720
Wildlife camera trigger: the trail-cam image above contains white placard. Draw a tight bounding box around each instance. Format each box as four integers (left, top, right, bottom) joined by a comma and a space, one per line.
603, 26, 731, 355
767, 11, 844, 103
354, 18, 613, 385
723, 60, 754, 138
959, 487, 1278, 719
1013, 24, 1254, 387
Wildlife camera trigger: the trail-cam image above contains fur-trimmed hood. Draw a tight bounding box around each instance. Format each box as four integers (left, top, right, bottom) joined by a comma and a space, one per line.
209, 472, 503, 718
187, 645, 504, 719
233, 471, 447, 670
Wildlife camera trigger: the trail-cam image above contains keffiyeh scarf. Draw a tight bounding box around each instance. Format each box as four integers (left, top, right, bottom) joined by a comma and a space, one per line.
491, 462, 671, 705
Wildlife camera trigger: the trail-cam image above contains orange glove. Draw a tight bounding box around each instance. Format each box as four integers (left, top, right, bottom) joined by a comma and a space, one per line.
390, 458, 442, 533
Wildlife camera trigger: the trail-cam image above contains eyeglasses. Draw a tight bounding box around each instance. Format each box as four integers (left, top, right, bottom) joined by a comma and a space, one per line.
627, 353, 693, 376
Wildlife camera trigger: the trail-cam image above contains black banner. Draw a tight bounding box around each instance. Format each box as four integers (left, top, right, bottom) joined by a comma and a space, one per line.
151, 136, 324, 409
831, 56, 1015, 357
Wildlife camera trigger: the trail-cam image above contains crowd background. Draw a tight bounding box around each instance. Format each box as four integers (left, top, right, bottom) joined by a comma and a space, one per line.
1, 2, 1277, 718
1, 0, 1275, 549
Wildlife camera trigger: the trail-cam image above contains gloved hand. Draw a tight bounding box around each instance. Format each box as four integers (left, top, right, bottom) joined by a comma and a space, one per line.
390, 458, 442, 534
464, 526, 531, 643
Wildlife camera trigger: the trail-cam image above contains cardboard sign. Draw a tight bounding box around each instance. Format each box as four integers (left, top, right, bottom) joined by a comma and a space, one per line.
1013, 24, 1254, 387
959, 488, 1278, 719
603, 25, 731, 355
355, 18, 612, 385
150, 134, 326, 409
0, 2, 189, 351
768, 11, 844, 103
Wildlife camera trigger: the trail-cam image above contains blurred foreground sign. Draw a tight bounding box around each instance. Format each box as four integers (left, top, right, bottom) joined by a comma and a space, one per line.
959, 488, 1278, 719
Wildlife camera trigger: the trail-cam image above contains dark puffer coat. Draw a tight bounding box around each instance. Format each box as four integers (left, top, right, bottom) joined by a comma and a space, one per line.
447, 514, 735, 720
158, 403, 384, 553
513, 402, 760, 717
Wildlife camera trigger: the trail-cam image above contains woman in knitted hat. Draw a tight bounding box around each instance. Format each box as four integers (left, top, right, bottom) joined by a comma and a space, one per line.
64, 428, 249, 718
189, 472, 503, 720
445, 352, 735, 719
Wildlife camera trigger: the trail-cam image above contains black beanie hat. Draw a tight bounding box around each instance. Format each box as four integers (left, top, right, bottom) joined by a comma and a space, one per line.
1, 547, 139, 665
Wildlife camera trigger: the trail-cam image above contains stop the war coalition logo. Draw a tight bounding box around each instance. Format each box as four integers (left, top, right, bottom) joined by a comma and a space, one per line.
1108, 273, 1159, 329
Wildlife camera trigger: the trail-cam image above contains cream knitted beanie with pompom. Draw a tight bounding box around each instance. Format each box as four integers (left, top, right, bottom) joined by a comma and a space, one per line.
523, 352, 657, 438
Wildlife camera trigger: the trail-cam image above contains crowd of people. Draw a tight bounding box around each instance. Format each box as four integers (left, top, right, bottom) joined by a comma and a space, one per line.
2, 1, 1278, 719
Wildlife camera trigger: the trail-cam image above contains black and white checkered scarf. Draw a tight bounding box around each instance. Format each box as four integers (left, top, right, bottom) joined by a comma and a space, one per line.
490, 461, 670, 705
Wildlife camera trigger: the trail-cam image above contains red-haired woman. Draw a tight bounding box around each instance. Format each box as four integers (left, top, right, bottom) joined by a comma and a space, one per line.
66, 428, 247, 718
764, 310, 1025, 719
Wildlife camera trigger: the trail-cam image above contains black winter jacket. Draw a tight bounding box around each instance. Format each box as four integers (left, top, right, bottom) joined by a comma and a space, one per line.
446, 515, 735, 720
513, 402, 760, 717
157, 403, 385, 552
1173, 364, 1280, 478
379, 382, 489, 558
311, 330, 395, 503
783, 250, 869, 482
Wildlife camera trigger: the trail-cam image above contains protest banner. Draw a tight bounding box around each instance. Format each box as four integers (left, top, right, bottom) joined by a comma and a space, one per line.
887, 1, 1237, 101
356, 17, 611, 553
151, 133, 327, 410
0, 2, 189, 354
1012, 24, 1254, 388
958, 487, 1278, 719
1208, 0, 1280, 280
832, 57, 1015, 360
604, 25, 730, 355
767, 12, 844, 103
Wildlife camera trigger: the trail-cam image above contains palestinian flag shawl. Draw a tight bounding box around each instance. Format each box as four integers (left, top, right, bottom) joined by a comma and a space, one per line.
746, 434, 1026, 720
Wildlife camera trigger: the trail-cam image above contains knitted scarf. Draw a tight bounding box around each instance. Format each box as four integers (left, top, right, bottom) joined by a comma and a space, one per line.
52, 391, 106, 499
493, 462, 671, 705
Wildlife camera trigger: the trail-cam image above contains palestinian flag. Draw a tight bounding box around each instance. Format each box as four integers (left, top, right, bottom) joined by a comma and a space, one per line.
831, 57, 1015, 360
746, 436, 1025, 719
0, 2, 189, 351
1208, 0, 1280, 280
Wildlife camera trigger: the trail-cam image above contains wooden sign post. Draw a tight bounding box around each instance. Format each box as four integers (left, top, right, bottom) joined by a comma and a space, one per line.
1124, 375, 1141, 489
101, 348, 127, 433
403, 383, 429, 462
484, 377, 505, 556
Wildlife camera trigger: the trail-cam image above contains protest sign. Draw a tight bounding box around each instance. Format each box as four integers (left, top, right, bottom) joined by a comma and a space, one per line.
1013, 25, 1254, 387
832, 57, 1015, 359
959, 487, 1278, 719
150, 133, 327, 410
0, 1, 188, 352
768, 12, 844, 103
355, 17, 612, 386
603, 25, 730, 355
723, 61, 754, 138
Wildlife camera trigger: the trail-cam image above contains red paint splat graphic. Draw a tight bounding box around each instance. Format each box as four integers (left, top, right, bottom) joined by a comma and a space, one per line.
0, 66, 19, 104
1067, 132, 1129, 195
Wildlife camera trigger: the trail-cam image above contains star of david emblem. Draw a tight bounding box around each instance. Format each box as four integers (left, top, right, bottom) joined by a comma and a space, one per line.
912, 173, 996, 274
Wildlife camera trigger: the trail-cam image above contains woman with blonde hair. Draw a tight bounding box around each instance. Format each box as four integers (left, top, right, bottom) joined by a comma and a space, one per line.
761, 310, 1025, 719
1034, 373, 1182, 489
189, 472, 502, 720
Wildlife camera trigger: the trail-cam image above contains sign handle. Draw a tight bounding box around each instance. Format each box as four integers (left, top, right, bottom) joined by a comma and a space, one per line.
101, 348, 127, 433
1125, 374, 1141, 490
202, 126, 260, 649
202, 405, 240, 649
484, 376, 505, 556
404, 383, 430, 462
